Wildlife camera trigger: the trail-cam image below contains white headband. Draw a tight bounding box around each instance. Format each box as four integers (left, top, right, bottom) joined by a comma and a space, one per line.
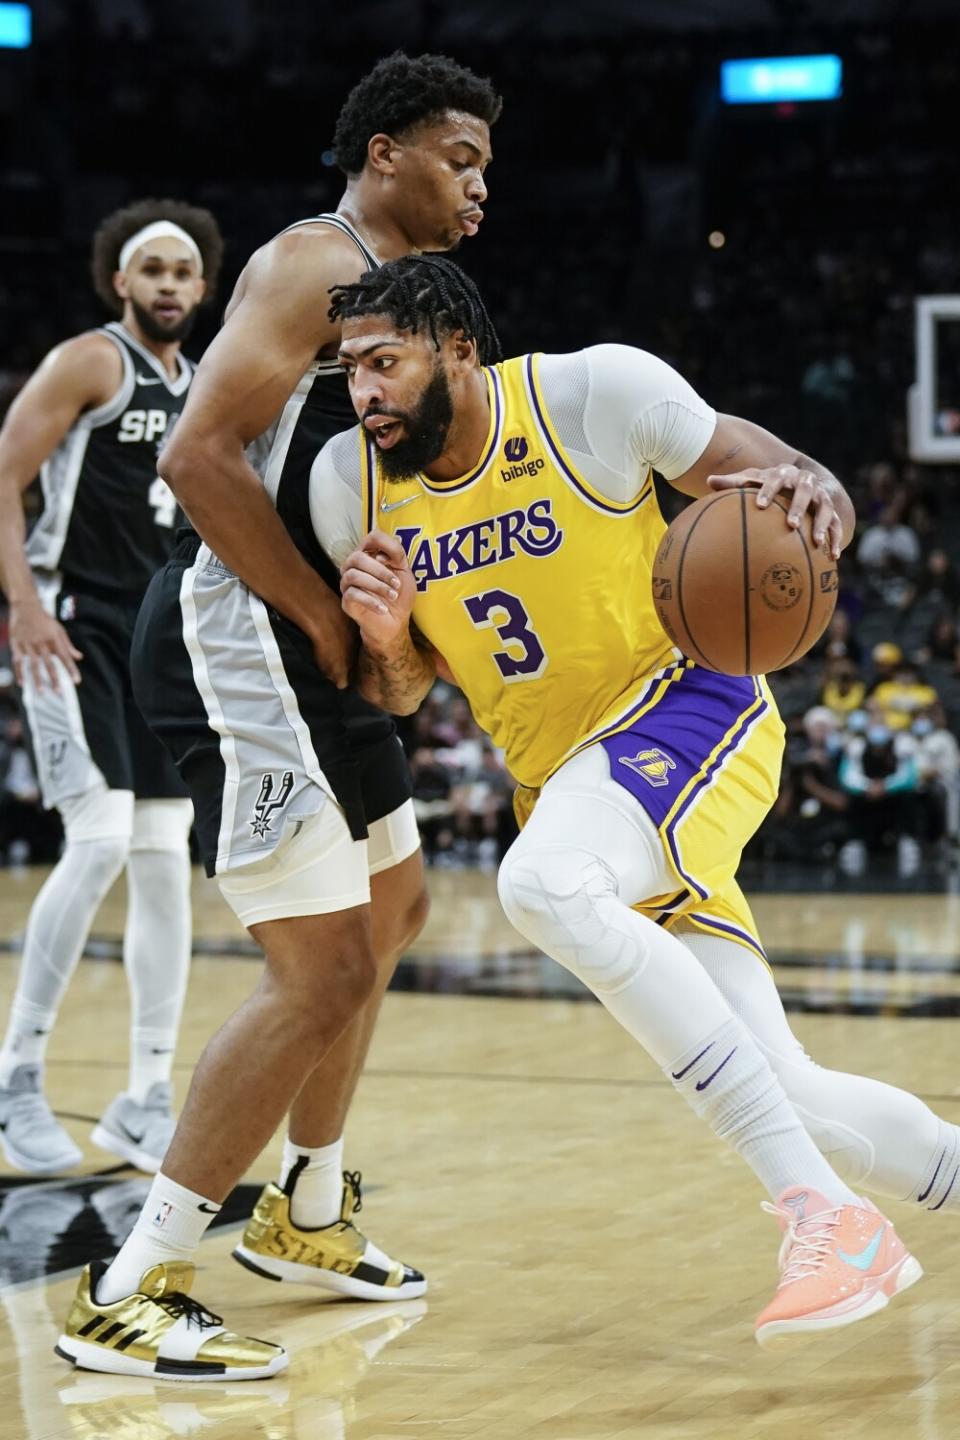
119, 221, 203, 275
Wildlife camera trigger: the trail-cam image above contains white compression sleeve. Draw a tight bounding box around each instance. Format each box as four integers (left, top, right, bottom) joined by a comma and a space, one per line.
124, 800, 194, 1101
497, 746, 856, 1205
0, 787, 132, 1085
680, 928, 960, 1208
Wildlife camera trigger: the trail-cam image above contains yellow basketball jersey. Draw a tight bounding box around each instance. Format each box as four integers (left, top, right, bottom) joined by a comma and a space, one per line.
360, 354, 678, 788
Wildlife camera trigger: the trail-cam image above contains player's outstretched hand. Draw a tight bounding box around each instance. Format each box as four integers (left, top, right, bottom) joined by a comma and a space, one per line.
340, 530, 416, 648
10, 599, 83, 692
707, 464, 844, 558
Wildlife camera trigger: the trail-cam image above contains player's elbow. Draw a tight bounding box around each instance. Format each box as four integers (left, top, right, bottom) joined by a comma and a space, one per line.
157, 428, 217, 504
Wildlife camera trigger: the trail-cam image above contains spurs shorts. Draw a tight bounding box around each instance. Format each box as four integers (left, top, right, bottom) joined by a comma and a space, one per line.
514, 662, 785, 962
130, 534, 414, 879
21, 579, 187, 807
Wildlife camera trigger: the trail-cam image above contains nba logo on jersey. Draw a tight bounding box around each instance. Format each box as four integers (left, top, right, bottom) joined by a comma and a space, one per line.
58, 595, 76, 622
619, 748, 677, 787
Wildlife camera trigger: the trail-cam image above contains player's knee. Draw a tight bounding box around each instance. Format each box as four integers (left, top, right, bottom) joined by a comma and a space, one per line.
130, 798, 193, 854
498, 844, 611, 940
59, 786, 133, 886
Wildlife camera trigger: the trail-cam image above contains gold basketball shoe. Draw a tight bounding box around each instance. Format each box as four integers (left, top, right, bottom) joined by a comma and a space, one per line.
55, 1259, 287, 1381
232, 1169, 427, 1300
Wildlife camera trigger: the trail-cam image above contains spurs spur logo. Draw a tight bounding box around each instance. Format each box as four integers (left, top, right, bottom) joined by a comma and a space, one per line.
250, 769, 294, 840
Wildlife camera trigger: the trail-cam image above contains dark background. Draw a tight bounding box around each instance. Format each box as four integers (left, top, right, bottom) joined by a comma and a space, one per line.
1, 0, 959, 875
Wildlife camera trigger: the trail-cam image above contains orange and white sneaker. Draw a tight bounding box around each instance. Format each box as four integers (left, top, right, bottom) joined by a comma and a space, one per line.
755, 1186, 922, 1346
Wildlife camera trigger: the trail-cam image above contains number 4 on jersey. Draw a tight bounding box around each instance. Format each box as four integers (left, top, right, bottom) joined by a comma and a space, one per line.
463, 589, 547, 682
148, 477, 177, 528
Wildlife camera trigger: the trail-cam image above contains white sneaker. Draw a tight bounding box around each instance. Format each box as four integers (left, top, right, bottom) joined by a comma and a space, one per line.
91, 1082, 175, 1173
0, 1064, 83, 1174
897, 835, 921, 878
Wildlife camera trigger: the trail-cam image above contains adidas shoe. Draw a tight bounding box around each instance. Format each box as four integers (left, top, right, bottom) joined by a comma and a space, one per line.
0, 1063, 83, 1174
91, 1083, 175, 1173
232, 1170, 427, 1301
55, 1259, 287, 1381
755, 1186, 923, 1345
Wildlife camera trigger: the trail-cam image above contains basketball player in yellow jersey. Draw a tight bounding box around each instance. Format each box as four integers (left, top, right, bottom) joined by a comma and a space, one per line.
312, 256, 960, 1346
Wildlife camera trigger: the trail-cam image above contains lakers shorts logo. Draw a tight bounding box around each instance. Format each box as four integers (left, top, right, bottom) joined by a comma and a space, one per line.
619, 748, 676, 787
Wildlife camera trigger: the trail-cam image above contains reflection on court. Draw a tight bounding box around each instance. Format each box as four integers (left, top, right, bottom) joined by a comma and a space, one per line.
1, 864, 958, 1439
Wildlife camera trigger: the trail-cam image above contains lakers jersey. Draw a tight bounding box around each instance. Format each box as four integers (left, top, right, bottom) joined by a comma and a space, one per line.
313, 344, 721, 790
26, 323, 190, 598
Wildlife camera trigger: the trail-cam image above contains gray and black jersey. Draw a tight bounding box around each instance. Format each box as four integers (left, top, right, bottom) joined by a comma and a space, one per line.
26, 322, 190, 601
246, 212, 378, 584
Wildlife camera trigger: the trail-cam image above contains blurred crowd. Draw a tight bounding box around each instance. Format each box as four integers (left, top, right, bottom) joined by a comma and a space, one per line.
1, 9, 959, 871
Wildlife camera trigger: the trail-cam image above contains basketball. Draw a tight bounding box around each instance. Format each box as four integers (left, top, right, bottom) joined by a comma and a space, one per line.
651, 489, 839, 675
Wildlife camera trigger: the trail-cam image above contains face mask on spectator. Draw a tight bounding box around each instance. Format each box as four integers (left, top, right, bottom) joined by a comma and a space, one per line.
847, 710, 869, 733
912, 717, 933, 737
867, 725, 891, 746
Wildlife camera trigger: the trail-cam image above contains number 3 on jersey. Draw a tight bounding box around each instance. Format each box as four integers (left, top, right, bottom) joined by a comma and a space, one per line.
463, 589, 547, 682
148, 477, 177, 528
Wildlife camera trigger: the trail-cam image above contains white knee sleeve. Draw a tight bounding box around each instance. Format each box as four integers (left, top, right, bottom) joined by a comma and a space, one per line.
60, 785, 134, 850
130, 798, 194, 853
498, 845, 653, 994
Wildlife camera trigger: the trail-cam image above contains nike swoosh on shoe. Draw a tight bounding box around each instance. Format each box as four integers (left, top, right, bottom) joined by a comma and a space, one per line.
836, 1226, 885, 1271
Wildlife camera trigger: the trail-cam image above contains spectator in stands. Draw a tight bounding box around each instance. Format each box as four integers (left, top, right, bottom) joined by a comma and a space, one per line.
919, 547, 960, 612
0, 712, 61, 864
926, 613, 958, 664
839, 718, 922, 876
820, 654, 866, 722
871, 659, 939, 732
927, 640, 960, 739
408, 746, 455, 864
792, 706, 849, 859
450, 744, 516, 867
867, 641, 903, 690
912, 705, 959, 846
822, 608, 862, 664
857, 503, 921, 573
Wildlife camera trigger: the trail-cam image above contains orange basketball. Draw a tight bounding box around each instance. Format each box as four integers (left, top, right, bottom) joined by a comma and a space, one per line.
651, 490, 839, 675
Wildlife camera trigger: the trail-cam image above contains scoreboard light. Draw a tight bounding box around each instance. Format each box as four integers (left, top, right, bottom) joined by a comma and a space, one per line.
0, 3, 30, 47
721, 55, 841, 105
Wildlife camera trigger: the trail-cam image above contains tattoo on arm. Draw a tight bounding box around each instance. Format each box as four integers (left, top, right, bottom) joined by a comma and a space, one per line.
355, 633, 436, 715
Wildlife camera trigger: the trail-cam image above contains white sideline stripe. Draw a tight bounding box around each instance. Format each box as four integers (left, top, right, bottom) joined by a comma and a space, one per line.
177, 554, 241, 871
246, 590, 335, 799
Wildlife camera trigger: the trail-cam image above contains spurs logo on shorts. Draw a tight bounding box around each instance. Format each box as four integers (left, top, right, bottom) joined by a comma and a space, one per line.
47, 740, 68, 777
250, 770, 295, 840
618, 748, 676, 787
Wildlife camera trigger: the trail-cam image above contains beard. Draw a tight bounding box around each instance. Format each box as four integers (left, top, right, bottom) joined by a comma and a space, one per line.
131, 298, 197, 344
376, 362, 454, 481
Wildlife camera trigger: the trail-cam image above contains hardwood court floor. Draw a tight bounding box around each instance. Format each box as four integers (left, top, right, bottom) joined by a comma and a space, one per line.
1, 864, 959, 1440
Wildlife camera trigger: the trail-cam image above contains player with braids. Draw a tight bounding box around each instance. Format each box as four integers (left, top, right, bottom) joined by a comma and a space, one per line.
329, 254, 502, 363
0, 198, 222, 1180
310, 254, 960, 1347
55, 57, 500, 1385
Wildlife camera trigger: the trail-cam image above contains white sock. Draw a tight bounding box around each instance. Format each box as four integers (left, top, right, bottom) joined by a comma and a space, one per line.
0, 836, 127, 1086
667, 1018, 859, 1205
0, 997, 53, 1085
97, 1173, 221, 1303
280, 1136, 344, 1229
124, 820, 192, 1102
685, 927, 959, 1205
915, 1121, 960, 1213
